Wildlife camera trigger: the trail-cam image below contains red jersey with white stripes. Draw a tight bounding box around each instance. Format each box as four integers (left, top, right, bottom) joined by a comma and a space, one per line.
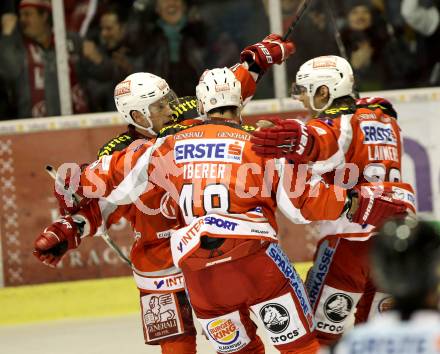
78, 64, 259, 290
307, 97, 410, 239
79, 122, 350, 243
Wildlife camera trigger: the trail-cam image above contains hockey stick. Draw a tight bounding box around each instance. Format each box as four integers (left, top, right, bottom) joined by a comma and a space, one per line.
324, 0, 360, 98
282, 0, 314, 41
45, 165, 133, 267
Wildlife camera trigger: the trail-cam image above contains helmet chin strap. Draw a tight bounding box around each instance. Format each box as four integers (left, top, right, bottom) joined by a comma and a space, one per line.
131, 116, 157, 136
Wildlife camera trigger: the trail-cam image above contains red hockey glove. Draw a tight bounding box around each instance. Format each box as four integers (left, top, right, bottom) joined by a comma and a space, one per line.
33, 216, 81, 267
347, 184, 413, 227
240, 34, 295, 73
251, 117, 316, 162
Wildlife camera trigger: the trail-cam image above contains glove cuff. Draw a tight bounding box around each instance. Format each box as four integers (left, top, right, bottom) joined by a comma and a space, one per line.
72, 210, 96, 238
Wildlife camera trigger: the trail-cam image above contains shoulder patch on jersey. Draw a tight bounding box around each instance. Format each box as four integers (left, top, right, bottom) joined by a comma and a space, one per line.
97, 132, 134, 159
158, 123, 194, 138
356, 97, 398, 119
320, 105, 356, 119
241, 124, 256, 132
170, 96, 199, 123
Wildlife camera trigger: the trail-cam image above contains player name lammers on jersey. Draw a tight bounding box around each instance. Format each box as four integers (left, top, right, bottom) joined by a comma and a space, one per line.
360, 121, 399, 162
174, 139, 245, 163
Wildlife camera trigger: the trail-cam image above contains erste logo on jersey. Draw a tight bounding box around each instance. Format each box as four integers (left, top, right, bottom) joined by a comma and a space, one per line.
174, 138, 244, 163
360, 121, 397, 146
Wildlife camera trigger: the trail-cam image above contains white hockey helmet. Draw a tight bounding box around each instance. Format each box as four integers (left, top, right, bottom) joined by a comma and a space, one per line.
114, 72, 174, 135
196, 67, 242, 115
294, 55, 354, 112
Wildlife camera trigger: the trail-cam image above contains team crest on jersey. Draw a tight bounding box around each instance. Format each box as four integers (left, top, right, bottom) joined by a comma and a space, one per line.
174, 138, 244, 163
324, 293, 354, 323
142, 293, 183, 342
360, 121, 397, 146
160, 192, 176, 219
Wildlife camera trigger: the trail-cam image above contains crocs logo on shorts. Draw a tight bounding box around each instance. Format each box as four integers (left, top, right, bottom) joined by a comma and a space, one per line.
324, 293, 353, 323
207, 318, 239, 345
260, 303, 290, 333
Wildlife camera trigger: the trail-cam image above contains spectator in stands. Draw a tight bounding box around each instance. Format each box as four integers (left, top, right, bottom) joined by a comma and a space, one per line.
401, 0, 440, 85
0, 1, 18, 119
340, 1, 389, 90
63, 0, 98, 37
281, 0, 339, 86
0, 0, 91, 118
82, 5, 144, 112
141, 0, 207, 96
0, 75, 16, 120
340, 1, 417, 90
203, 0, 272, 98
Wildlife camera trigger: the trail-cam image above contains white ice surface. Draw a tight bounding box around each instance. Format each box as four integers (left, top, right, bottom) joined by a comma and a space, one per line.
0, 314, 279, 354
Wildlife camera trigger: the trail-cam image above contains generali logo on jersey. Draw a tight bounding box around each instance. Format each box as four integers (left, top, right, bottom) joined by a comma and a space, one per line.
174, 138, 245, 163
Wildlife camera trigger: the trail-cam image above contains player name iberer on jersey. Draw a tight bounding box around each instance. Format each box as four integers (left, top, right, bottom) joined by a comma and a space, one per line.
183, 163, 227, 179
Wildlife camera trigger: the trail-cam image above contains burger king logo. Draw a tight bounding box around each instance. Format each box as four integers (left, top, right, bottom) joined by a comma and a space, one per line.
207, 318, 239, 345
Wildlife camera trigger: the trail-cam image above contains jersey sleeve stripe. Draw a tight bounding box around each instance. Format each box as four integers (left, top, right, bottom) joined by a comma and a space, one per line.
311, 114, 354, 175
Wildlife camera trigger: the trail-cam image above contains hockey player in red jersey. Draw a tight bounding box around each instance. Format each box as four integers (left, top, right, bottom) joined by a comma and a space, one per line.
320, 218, 440, 354
34, 72, 199, 354
251, 55, 416, 345
69, 59, 413, 354
33, 34, 295, 354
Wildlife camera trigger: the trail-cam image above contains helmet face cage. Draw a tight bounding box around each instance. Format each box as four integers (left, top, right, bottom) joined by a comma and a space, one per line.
295, 56, 354, 113
114, 73, 172, 134
196, 68, 242, 115
148, 90, 178, 115
290, 82, 308, 100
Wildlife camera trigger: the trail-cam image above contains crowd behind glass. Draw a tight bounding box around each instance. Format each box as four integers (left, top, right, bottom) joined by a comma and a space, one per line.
0, 0, 438, 120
